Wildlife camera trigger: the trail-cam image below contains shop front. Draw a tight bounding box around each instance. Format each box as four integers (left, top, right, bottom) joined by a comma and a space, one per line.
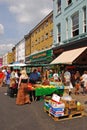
51, 47, 87, 65
53, 37, 87, 58
25, 49, 53, 74
25, 49, 53, 65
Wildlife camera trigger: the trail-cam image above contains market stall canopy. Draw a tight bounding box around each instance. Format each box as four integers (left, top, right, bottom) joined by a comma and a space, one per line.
26, 63, 48, 67
50, 47, 87, 65
8, 62, 26, 67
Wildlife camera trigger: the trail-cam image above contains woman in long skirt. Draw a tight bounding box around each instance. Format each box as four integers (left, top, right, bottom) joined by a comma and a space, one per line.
16, 70, 31, 105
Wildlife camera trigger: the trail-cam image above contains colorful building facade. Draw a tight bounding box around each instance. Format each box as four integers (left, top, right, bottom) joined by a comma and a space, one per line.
25, 11, 53, 64
0, 57, 3, 67
53, 0, 87, 57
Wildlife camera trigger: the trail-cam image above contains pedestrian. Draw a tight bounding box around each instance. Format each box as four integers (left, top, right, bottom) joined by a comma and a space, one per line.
53, 70, 59, 82
29, 69, 39, 84
4, 69, 11, 96
74, 71, 81, 95
80, 71, 87, 95
37, 68, 42, 82
9, 70, 17, 97
0, 68, 5, 87
60, 70, 65, 83
2, 68, 7, 86
29, 69, 39, 101
16, 70, 31, 105
64, 67, 72, 95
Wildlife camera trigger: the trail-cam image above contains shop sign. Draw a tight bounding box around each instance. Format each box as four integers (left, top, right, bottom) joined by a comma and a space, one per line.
30, 49, 53, 61
32, 52, 46, 59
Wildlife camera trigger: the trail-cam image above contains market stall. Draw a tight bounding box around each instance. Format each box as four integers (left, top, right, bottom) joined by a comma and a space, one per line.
35, 85, 64, 97
8, 62, 26, 70
29, 82, 65, 97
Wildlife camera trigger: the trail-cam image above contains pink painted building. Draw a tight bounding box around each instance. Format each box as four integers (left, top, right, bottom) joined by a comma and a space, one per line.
0, 58, 3, 66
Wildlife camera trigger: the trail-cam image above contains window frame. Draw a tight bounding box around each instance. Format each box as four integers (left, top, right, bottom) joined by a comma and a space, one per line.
66, 18, 68, 39
71, 12, 79, 37
57, 0, 61, 13
57, 23, 61, 43
83, 6, 86, 33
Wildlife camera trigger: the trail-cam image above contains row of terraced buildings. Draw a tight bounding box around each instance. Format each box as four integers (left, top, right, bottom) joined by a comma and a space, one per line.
2, 0, 87, 66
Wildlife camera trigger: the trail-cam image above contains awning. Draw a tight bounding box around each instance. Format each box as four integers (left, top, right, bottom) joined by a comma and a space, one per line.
50, 47, 87, 65
26, 64, 48, 67
8, 63, 26, 67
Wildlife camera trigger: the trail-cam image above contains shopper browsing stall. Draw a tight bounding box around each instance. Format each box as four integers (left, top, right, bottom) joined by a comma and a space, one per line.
16, 70, 31, 105
81, 71, 87, 95
0, 68, 5, 87
53, 70, 59, 82
29, 69, 40, 101
64, 68, 72, 95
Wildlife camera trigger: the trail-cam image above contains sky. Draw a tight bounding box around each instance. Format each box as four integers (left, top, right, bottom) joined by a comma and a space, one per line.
0, 0, 53, 57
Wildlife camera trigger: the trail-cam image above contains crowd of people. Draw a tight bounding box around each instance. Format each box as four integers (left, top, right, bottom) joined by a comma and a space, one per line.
43, 67, 87, 95
0, 67, 87, 106
0, 68, 41, 105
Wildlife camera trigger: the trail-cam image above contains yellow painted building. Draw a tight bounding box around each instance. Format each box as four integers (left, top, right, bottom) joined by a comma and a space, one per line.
25, 11, 53, 58
25, 32, 31, 57
12, 46, 16, 63
31, 11, 53, 53
7, 52, 13, 64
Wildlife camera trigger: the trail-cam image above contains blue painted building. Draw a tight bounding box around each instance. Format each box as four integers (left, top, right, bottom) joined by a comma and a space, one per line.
53, 0, 87, 56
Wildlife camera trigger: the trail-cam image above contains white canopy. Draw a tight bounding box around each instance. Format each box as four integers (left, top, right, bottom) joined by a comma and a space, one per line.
8, 63, 26, 67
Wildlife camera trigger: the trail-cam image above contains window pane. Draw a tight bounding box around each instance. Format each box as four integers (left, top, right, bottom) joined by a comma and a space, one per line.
57, 0, 61, 12
57, 23, 61, 42
83, 7, 86, 33
67, 0, 72, 5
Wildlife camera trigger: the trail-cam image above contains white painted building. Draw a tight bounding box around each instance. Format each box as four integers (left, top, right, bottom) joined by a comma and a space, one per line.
15, 38, 25, 63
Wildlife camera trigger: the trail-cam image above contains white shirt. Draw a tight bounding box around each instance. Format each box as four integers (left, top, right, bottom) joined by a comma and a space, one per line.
82, 74, 87, 87
53, 73, 59, 80
64, 71, 71, 82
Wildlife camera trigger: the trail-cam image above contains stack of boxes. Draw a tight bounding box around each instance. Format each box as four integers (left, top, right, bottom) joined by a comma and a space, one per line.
49, 101, 65, 117
44, 94, 84, 118
44, 94, 65, 117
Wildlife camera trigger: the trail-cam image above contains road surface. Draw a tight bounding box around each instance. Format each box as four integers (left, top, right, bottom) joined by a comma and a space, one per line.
0, 87, 87, 130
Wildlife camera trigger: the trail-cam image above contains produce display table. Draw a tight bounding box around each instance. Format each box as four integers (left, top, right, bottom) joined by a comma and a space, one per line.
35, 86, 64, 96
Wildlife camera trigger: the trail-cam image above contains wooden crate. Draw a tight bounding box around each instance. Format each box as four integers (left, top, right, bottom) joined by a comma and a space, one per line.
44, 106, 84, 121
49, 111, 84, 121
61, 99, 77, 109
